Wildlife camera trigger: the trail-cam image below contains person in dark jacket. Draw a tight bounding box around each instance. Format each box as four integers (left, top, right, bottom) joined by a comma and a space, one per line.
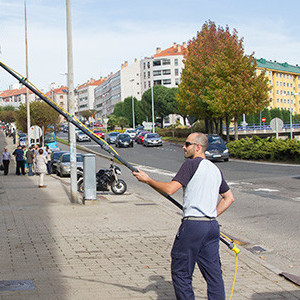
26, 145, 34, 176
12, 145, 26, 175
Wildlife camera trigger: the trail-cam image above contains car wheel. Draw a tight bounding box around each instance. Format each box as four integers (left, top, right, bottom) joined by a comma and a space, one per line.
224, 158, 229, 162
56, 169, 61, 177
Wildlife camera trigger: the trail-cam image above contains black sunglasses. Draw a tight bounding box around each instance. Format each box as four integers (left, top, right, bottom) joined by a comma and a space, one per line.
184, 141, 198, 147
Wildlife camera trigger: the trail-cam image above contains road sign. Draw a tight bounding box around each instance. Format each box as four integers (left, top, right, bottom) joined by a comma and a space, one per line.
270, 118, 284, 131
29, 125, 42, 139
261, 117, 266, 122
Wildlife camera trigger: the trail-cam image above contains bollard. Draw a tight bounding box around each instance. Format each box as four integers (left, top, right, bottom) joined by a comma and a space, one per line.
83, 154, 97, 201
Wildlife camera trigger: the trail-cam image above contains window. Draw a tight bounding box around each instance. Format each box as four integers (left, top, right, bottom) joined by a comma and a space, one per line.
154, 80, 162, 85
175, 69, 179, 76
162, 69, 171, 75
287, 83, 289, 87
175, 58, 178, 66
144, 82, 146, 89
144, 72, 146, 79
269, 71, 272, 76
148, 71, 150, 78
280, 73, 282, 77
153, 60, 161, 66
147, 62, 150, 68
60, 95, 64, 99
162, 58, 170, 65
163, 79, 171, 85
143, 63, 146, 69
153, 70, 161, 76
276, 81, 279, 86
280, 82, 282, 86
175, 78, 180, 85
148, 81, 151, 88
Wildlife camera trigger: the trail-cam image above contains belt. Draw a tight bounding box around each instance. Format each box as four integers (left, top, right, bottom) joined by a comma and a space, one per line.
182, 216, 216, 221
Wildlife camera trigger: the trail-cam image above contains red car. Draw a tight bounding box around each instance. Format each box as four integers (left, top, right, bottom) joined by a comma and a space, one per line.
93, 129, 105, 139
136, 131, 149, 144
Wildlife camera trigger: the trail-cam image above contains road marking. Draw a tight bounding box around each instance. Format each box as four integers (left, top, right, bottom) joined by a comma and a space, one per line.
133, 164, 176, 177
254, 188, 279, 192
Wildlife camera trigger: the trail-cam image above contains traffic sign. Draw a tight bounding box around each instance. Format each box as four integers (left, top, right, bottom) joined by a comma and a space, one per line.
270, 118, 284, 131
261, 117, 266, 122
29, 125, 42, 139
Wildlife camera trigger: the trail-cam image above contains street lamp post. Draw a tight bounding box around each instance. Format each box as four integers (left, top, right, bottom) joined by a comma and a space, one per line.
151, 57, 155, 133
130, 79, 135, 129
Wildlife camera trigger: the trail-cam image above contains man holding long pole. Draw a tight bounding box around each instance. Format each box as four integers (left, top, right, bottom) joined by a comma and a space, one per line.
133, 132, 234, 300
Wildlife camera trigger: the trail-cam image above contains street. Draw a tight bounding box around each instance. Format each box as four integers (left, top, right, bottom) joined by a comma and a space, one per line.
58, 132, 300, 277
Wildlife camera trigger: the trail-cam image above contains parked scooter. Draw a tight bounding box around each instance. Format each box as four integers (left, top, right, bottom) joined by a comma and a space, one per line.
77, 160, 127, 195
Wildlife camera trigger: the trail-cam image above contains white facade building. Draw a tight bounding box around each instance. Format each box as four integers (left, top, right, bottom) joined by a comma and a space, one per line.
94, 60, 142, 122
76, 78, 105, 115
140, 42, 187, 95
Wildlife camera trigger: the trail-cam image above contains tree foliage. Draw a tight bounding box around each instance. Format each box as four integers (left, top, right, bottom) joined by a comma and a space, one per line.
177, 20, 270, 138
80, 109, 95, 120
15, 100, 60, 132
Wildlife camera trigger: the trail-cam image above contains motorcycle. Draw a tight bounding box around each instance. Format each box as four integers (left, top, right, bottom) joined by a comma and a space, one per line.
77, 160, 127, 195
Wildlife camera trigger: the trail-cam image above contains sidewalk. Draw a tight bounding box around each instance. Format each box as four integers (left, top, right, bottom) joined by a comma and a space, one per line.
0, 132, 299, 300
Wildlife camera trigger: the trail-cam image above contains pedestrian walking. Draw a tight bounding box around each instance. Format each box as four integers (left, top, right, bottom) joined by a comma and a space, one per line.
12, 145, 26, 175
35, 148, 47, 188
26, 145, 35, 176
45, 146, 52, 174
133, 132, 235, 300
1, 147, 11, 175
33, 144, 40, 174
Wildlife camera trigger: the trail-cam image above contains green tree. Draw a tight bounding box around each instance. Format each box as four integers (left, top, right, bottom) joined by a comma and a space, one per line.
177, 20, 270, 140
270, 108, 283, 121
80, 109, 95, 121
141, 85, 179, 125
15, 101, 60, 132
0, 110, 16, 123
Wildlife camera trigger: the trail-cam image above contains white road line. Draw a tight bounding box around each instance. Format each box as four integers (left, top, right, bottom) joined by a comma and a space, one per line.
254, 188, 280, 192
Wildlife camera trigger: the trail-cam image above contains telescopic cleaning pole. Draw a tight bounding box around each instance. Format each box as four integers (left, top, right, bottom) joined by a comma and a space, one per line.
0, 61, 240, 253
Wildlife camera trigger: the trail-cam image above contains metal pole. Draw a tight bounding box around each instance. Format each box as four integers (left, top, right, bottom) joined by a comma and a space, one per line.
290, 100, 293, 139
66, 0, 78, 203
151, 58, 155, 133
24, 0, 31, 146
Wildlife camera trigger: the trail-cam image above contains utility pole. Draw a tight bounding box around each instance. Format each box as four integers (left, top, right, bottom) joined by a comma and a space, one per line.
151, 57, 155, 133
24, 0, 31, 146
66, 0, 78, 203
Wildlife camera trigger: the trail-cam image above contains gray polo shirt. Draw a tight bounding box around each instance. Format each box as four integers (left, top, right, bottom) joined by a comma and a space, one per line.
172, 157, 229, 218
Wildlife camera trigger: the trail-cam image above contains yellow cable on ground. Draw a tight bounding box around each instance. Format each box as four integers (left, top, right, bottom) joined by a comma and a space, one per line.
228, 254, 238, 300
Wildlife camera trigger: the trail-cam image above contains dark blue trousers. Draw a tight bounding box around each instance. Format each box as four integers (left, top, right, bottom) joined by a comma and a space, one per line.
171, 219, 225, 300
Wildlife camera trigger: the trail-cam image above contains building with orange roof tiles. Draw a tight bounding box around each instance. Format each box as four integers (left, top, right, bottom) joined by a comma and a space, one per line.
0, 86, 38, 108
75, 78, 106, 122
140, 42, 187, 95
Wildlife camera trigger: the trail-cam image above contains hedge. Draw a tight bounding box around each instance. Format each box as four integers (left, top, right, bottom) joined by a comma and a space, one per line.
227, 136, 300, 163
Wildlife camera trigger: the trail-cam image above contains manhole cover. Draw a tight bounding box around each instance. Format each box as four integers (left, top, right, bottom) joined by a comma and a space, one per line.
0, 280, 34, 291
246, 246, 266, 254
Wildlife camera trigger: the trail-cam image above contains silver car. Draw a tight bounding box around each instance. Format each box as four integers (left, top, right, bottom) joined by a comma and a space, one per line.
56, 153, 83, 177
76, 132, 91, 142
143, 133, 163, 147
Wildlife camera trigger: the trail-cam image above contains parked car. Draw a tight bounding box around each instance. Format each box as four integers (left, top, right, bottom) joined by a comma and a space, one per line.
19, 136, 28, 146
115, 133, 134, 148
136, 131, 149, 144
76, 132, 91, 142
124, 129, 136, 139
106, 132, 119, 144
92, 129, 105, 139
205, 134, 229, 162
143, 133, 163, 147
50, 151, 68, 174
56, 153, 84, 177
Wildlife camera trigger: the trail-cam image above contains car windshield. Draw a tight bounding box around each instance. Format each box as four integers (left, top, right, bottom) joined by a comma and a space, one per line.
126, 130, 135, 133
109, 132, 119, 136
78, 132, 86, 136
118, 134, 130, 139
146, 133, 159, 138
53, 152, 65, 159
208, 136, 223, 145
94, 130, 102, 134
61, 154, 83, 162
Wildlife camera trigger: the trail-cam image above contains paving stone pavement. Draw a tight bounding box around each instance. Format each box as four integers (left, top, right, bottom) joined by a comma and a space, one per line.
0, 132, 299, 300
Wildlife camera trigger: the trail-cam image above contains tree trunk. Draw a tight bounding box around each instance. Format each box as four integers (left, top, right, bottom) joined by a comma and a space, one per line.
234, 119, 239, 140
225, 115, 230, 143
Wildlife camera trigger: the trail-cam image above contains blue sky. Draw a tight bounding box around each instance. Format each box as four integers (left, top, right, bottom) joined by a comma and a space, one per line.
0, 0, 299, 91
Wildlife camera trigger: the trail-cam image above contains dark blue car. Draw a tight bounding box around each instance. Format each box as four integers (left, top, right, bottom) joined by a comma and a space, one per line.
205, 134, 229, 162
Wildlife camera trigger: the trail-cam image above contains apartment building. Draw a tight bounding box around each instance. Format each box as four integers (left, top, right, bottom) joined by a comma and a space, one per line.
0, 87, 36, 108
94, 59, 141, 122
140, 42, 187, 95
45, 87, 68, 122
256, 58, 300, 114
76, 78, 106, 116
